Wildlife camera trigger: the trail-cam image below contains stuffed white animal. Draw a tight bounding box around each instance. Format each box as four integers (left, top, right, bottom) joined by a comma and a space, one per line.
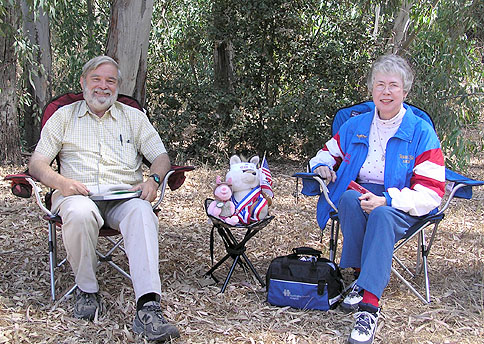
226, 155, 269, 224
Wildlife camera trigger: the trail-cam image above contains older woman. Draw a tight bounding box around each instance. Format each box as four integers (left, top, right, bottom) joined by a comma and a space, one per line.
309, 54, 445, 344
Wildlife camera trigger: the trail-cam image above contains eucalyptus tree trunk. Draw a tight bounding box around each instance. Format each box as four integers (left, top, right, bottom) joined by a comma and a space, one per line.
105, 0, 154, 106
388, 0, 412, 54
0, 2, 22, 165
20, 1, 52, 151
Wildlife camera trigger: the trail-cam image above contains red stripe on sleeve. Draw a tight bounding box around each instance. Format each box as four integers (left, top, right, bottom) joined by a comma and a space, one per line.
412, 148, 445, 197
415, 148, 444, 166
411, 174, 446, 197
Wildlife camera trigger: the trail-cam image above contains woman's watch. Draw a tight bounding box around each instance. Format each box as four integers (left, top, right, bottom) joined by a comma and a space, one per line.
149, 173, 161, 186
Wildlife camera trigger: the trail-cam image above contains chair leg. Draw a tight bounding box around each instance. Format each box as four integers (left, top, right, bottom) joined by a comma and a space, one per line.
416, 231, 423, 274
205, 253, 232, 278
392, 228, 432, 304
58, 284, 78, 303
328, 215, 340, 263
219, 251, 265, 293
207, 225, 265, 293
239, 252, 265, 288
48, 221, 57, 301
420, 229, 431, 303
224, 228, 264, 284
96, 236, 131, 280
391, 266, 429, 304
220, 255, 240, 293
416, 228, 431, 302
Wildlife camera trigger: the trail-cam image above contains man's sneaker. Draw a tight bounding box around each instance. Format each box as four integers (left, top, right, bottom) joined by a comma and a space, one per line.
133, 301, 180, 342
73, 287, 101, 320
341, 281, 364, 313
348, 303, 380, 344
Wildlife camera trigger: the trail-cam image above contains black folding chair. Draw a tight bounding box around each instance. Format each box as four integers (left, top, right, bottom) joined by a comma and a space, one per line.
203, 198, 274, 293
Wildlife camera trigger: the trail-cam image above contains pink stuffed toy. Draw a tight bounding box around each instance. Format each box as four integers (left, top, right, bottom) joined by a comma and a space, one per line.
207, 176, 239, 225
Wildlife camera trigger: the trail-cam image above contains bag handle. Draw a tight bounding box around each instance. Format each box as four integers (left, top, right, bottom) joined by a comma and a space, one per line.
292, 247, 322, 257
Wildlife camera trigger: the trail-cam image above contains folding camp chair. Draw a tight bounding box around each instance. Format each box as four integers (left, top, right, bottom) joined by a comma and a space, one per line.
203, 198, 274, 293
293, 101, 484, 304
4, 92, 195, 301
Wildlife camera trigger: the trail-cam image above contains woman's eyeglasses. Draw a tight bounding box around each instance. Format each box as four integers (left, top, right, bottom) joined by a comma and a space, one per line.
374, 83, 402, 92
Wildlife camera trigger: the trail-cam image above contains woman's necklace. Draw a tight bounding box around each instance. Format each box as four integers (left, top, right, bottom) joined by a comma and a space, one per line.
374, 122, 386, 161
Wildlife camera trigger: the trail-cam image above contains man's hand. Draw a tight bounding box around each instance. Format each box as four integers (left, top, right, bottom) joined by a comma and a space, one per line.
59, 178, 90, 197
359, 192, 387, 214
130, 153, 170, 203
29, 151, 90, 197
131, 178, 159, 203
314, 165, 337, 183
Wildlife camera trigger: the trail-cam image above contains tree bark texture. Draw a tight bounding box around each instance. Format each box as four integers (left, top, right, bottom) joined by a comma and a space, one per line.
105, 0, 154, 106
388, 0, 413, 54
20, 1, 52, 151
213, 39, 234, 92
0, 3, 22, 165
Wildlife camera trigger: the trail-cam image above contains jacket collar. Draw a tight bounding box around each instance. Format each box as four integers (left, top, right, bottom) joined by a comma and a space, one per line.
392, 106, 417, 142
350, 105, 417, 145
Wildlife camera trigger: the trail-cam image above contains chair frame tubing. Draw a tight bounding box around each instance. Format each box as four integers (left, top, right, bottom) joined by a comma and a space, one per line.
32, 169, 178, 302
293, 173, 466, 305
205, 225, 266, 293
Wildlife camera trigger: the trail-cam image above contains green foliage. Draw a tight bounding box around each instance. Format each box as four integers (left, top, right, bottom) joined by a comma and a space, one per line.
8, 0, 483, 168
146, 0, 483, 168
50, 0, 110, 94
407, 0, 483, 170
148, 0, 375, 163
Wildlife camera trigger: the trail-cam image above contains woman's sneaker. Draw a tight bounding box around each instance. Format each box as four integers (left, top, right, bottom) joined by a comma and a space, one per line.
348, 302, 380, 344
341, 282, 364, 313
133, 301, 180, 342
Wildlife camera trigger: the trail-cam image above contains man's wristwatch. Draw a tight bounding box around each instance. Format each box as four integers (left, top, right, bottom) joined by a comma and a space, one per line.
149, 173, 162, 186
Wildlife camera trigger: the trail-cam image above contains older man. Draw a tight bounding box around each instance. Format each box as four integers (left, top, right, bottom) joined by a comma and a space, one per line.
29, 56, 179, 342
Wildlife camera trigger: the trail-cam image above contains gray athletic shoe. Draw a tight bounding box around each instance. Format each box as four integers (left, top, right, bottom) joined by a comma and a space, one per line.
73, 287, 101, 320
133, 301, 180, 342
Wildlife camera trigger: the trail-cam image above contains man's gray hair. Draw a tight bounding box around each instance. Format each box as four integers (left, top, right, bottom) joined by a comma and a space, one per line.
367, 54, 414, 93
81, 56, 122, 85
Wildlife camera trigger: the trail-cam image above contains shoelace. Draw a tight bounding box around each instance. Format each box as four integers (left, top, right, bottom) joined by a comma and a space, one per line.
78, 291, 97, 305
347, 285, 363, 299
353, 311, 376, 335
140, 305, 168, 324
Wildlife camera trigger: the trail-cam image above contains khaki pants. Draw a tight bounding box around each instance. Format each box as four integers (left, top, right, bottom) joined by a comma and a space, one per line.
52, 188, 161, 301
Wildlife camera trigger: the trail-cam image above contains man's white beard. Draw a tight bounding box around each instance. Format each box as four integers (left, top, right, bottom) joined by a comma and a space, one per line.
84, 87, 118, 113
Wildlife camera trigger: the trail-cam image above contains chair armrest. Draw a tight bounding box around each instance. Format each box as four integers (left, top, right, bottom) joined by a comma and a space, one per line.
5, 173, 35, 198
152, 165, 195, 209
292, 172, 338, 212
4, 173, 54, 217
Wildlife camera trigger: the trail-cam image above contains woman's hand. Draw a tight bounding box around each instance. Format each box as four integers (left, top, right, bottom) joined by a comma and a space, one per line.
359, 192, 387, 214
313, 166, 337, 183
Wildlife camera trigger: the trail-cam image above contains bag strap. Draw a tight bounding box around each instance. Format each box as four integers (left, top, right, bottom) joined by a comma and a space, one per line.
292, 247, 322, 257
209, 224, 216, 266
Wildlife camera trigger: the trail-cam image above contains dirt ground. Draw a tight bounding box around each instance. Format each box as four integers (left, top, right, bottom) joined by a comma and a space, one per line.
0, 158, 483, 344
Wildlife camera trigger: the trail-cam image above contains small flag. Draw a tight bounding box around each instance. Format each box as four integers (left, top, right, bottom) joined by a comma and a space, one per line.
260, 154, 274, 199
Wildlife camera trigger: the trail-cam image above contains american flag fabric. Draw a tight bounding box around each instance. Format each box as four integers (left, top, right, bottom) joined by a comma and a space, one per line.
260, 155, 274, 198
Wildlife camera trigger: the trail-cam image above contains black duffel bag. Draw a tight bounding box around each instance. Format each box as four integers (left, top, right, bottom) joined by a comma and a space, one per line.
266, 247, 344, 311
